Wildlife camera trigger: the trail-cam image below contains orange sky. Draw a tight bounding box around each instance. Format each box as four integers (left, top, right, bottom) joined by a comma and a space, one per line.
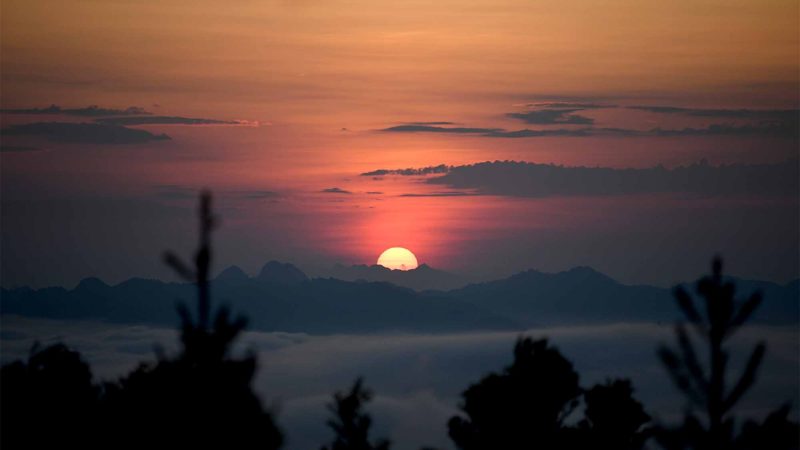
1, 0, 798, 287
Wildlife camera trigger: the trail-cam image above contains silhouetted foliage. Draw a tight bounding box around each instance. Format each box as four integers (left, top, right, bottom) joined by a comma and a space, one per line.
656, 257, 799, 450
321, 377, 390, 450
448, 337, 582, 449
100, 191, 282, 448
1, 343, 99, 448
1, 192, 282, 449
734, 404, 800, 450
574, 379, 652, 449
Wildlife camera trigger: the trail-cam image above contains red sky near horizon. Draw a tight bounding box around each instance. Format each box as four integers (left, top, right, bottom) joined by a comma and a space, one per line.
1, 0, 798, 288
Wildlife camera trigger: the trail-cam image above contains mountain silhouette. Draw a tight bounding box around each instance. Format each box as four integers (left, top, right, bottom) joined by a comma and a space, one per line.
215, 265, 250, 284
257, 260, 309, 284
326, 263, 466, 291
442, 267, 798, 325
2, 264, 797, 333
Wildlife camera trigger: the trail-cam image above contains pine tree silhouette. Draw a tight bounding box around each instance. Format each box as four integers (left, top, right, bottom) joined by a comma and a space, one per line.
100, 191, 283, 449
321, 377, 390, 450
656, 256, 798, 450
447, 337, 582, 450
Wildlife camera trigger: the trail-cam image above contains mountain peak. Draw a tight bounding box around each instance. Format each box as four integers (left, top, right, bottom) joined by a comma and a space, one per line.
258, 261, 308, 284
75, 277, 109, 291
215, 265, 249, 283
560, 266, 616, 283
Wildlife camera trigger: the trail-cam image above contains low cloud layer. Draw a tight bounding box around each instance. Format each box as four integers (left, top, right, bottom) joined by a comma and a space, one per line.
398, 191, 477, 197
3, 104, 253, 128
506, 109, 594, 125
1, 317, 796, 450
1, 104, 150, 117
96, 116, 243, 126
321, 187, 352, 194
383, 160, 800, 198
361, 164, 450, 177
380, 123, 798, 138
1, 122, 170, 144
381, 125, 501, 134
384, 103, 800, 139
525, 102, 617, 109
627, 106, 800, 120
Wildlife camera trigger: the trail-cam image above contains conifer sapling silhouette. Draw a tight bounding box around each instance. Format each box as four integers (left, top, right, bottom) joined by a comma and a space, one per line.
321, 377, 390, 450
656, 256, 798, 450
101, 191, 283, 449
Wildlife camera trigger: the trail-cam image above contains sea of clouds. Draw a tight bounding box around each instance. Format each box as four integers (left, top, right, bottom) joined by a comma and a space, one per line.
2, 316, 797, 450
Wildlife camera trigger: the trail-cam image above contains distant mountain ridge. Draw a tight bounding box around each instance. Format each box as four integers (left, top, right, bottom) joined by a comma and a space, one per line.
2, 262, 797, 333
325, 263, 466, 291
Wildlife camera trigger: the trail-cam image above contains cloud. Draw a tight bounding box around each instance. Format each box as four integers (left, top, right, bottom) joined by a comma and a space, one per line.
484, 127, 637, 138
525, 102, 617, 109
380, 122, 797, 139
424, 160, 799, 198
380, 125, 501, 134
650, 122, 799, 138
321, 187, 352, 194
398, 191, 478, 197
361, 164, 450, 177
1, 104, 150, 117
506, 109, 594, 125
95, 116, 244, 126
627, 106, 799, 119
1, 122, 170, 144
1, 317, 796, 450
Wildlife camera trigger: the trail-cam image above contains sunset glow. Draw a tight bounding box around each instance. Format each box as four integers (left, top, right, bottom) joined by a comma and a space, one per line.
377, 247, 419, 271
0, 0, 797, 287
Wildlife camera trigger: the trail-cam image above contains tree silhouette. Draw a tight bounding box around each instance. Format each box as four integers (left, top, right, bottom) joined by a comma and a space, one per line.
656, 257, 798, 450
321, 377, 390, 450
575, 379, 652, 450
100, 191, 283, 449
448, 337, 582, 449
1, 191, 282, 449
1, 343, 99, 449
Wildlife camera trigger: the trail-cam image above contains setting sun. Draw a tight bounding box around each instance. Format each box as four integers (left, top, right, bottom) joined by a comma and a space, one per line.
377, 247, 419, 271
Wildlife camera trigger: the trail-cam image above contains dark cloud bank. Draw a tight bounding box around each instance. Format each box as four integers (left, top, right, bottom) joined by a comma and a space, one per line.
381, 122, 798, 138
1, 104, 150, 117
430, 160, 799, 197
1, 122, 170, 144
1, 104, 249, 146
506, 109, 594, 125
384, 105, 800, 138
321, 187, 352, 194
361, 164, 450, 176
627, 105, 800, 120
364, 160, 799, 198
95, 116, 242, 126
